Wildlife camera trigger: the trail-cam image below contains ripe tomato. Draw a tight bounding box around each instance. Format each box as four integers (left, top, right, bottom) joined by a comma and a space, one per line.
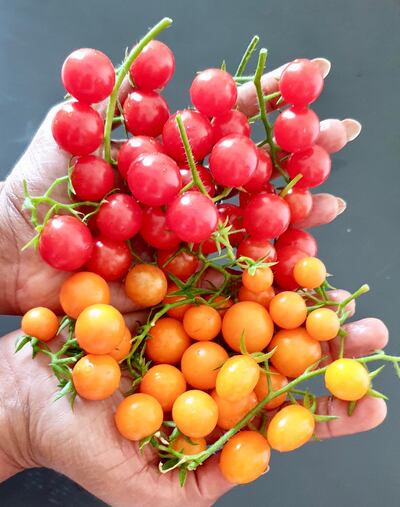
123, 90, 170, 137
157, 249, 199, 281
59, 272, 110, 319
325, 359, 370, 401
75, 304, 125, 354
172, 435, 207, 455
21, 307, 59, 342
180, 165, 217, 198
117, 136, 166, 179
96, 193, 143, 242
190, 68, 237, 117
243, 149, 273, 194
283, 188, 313, 225
269, 328, 322, 378
211, 110, 251, 144
274, 106, 320, 153
216, 203, 245, 247
306, 308, 340, 341
125, 264, 167, 307
273, 245, 308, 290
238, 285, 275, 309
269, 291, 307, 329
115, 393, 163, 441
254, 366, 288, 410
162, 284, 193, 320
237, 237, 277, 262
216, 355, 260, 402
172, 390, 218, 438
71, 155, 114, 202
129, 40, 175, 91
268, 405, 315, 452
209, 295, 233, 316
180, 341, 228, 390
140, 364, 186, 412
140, 207, 180, 250
222, 301, 274, 353
293, 256, 327, 289
109, 327, 132, 362
85, 235, 132, 281
279, 58, 324, 107
242, 266, 274, 293
287, 145, 331, 188
243, 192, 290, 240
275, 228, 317, 257
219, 431, 270, 484
146, 318, 191, 364
211, 390, 258, 430
183, 305, 222, 341
72, 354, 121, 401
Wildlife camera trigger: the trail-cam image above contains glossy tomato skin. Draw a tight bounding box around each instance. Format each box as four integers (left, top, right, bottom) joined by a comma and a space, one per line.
115, 393, 163, 441
284, 188, 313, 224
140, 207, 181, 250
172, 435, 207, 455
237, 237, 277, 262
123, 90, 169, 137
163, 284, 194, 320
325, 358, 370, 401
125, 264, 167, 307
287, 145, 331, 188
179, 165, 216, 197
293, 256, 326, 289
273, 245, 308, 290
243, 192, 291, 240
269, 291, 307, 330
117, 136, 166, 179
183, 305, 222, 341
211, 110, 251, 144
146, 317, 191, 364
190, 68, 237, 117
129, 40, 175, 91
274, 106, 320, 153
212, 390, 258, 430
61, 48, 115, 104
109, 327, 132, 361
216, 355, 260, 402
96, 193, 142, 241
140, 364, 186, 411
172, 390, 218, 438
51, 102, 104, 156
279, 59, 324, 107
39, 215, 94, 271
71, 155, 114, 201
243, 149, 273, 194
157, 248, 199, 281
72, 354, 121, 401
238, 285, 275, 309
275, 228, 317, 257
267, 405, 315, 452
85, 235, 132, 281
306, 308, 340, 342
242, 266, 274, 293
21, 307, 59, 342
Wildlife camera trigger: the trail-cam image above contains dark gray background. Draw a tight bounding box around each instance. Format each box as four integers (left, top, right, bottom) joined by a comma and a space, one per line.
0, 0, 399, 505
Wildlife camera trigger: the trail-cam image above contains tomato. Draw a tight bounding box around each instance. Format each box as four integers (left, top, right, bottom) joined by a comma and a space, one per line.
325, 359, 370, 401
109, 327, 132, 362
172, 435, 207, 455
179, 165, 216, 198
157, 248, 199, 281
146, 318, 191, 364
96, 193, 143, 242
269, 328, 322, 378
269, 291, 307, 329
287, 145, 331, 188
242, 266, 274, 293
273, 245, 308, 290
162, 284, 193, 320
237, 237, 277, 263
115, 393, 163, 441
59, 272, 110, 319
180, 341, 228, 390
125, 264, 167, 307
183, 305, 222, 341
129, 40, 174, 91
190, 68, 237, 117
72, 354, 121, 401
222, 301, 274, 353
75, 304, 125, 354
306, 308, 340, 341
275, 228, 317, 257
254, 366, 288, 410
71, 155, 114, 202
216, 355, 260, 402
172, 390, 218, 438
211, 110, 251, 144
243, 149, 273, 194
267, 404, 315, 452
123, 90, 170, 137
216, 203, 245, 247
238, 285, 275, 309
21, 307, 59, 342
219, 431, 270, 484
293, 256, 327, 289
140, 206, 181, 250
117, 136, 166, 179
283, 188, 313, 225
243, 192, 291, 240
274, 106, 320, 153
279, 58, 323, 107
209, 295, 233, 316
212, 390, 258, 430
85, 235, 132, 281
140, 364, 186, 411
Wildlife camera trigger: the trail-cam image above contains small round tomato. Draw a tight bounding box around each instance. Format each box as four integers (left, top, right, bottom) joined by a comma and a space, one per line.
162, 283, 193, 320
293, 256, 327, 289
125, 264, 167, 307
269, 328, 322, 378
21, 307, 59, 342
242, 267, 274, 293
273, 245, 308, 290
140, 364, 186, 412
222, 301, 274, 353
219, 431, 270, 484
212, 390, 258, 430
109, 327, 132, 362
85, 235, 132, 281
216, 355, 260, 402
238, 285, 275, 309
115, 393, 163, 441
183, 305, 222, 341
157, 249, 199, 281
269, 291, 307, 329
172, 435, 207, 455
71, 155, 114, 202
146, 318, 191, 364
72, 354, 121, 400
59, 272, 110, 319
117, 136, 166, 179
254, 366, 288, 410
129, 40, 175, 91
172, 390, 218, 438
267, 405, 315, 452
325, 358, 370, 401
123, 90, 169, 137
75, 304, 125, 354
96, 193, 142, 242
180, 341, 229, 390
237, 237, 277, 262
140, 207, 180, 250
190, 68, 237, 117
306, 308, 340, 341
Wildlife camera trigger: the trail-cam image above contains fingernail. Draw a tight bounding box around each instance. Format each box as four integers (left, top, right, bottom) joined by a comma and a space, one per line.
312, 58, 331, 78
336, 197, 347, 215
261, 466, 270, 476
342, 118, 362, 141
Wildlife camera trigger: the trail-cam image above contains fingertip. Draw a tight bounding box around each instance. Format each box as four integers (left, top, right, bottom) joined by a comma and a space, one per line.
336, 197, 347, 215
342, 118, 362, 141
196, 453, 235, 500
312, 57, 331, 78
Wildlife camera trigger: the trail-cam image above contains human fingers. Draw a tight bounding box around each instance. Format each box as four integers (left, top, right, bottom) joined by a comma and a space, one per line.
316, 118, 362, 153
294, 193, 346, 229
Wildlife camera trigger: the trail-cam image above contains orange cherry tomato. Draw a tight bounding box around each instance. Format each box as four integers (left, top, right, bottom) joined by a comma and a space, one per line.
269, 291, 307, 329
216, 355, 260, 402
146, 317, 191, 364
21, 307, 59, 342
75, 304, 125, 354
125, 264, 167, 307
109, 327, 132, 362
293, 256, 326, 289
180, 341, 229, 390
242, 267, 274, 293
269, 327, 322, 378
219, 431, 270, 484
157, 248, 199, 281
59, 272, 110, 319
238, 285, 275, 309
306, 308, 340, 341
254, 366, 288, 410
325, 358, 370, 401
172, 434, 207, 455
115, 393, 163, 441
183, 304, 222, 341
140, 364, 186, 411
267, 404, 315, 452
163, 283, 193, 320
212, 390, 258, 430
209, 295, 233, 316
222, 301, 274, 353
72, 354, 121, 400
172, 390, 218, 438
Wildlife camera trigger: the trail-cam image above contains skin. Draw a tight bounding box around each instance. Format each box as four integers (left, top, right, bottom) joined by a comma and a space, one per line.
0, 59, 388, 506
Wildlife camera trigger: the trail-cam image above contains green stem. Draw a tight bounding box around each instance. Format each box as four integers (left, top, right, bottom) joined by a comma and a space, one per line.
234, 35, 259, 77
339, 284, 370, 308
234, 75, 255, 83
248, 92, 282, 122
279, 173, 303, 198
212, 186, 233, 203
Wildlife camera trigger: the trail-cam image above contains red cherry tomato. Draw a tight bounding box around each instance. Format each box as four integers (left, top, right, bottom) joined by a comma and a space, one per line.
243, 192, 291, 240
179, 165, 216, 197
275, 228, 318, 257
85, 235, 132, 281
123, 90, 169, 137
71, 155, 114, 202
273, 245, 308, 290
117, 136, 165, 179
129, 40, 175, 91
157, 248, 199, 281
190, 68, 237, 117
211, 110, 251, 144
274, 106, 320, 153
284, 187, 313, 224
279, 59, 324, 107
96, 193, 142, 241
243, 149, 273, 194
287, 145, 331, 188
140, 206, 181, 250
236, 237, 277, 262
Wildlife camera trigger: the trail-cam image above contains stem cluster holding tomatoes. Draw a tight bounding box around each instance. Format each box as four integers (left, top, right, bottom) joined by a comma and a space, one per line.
17, 18, 398, 488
